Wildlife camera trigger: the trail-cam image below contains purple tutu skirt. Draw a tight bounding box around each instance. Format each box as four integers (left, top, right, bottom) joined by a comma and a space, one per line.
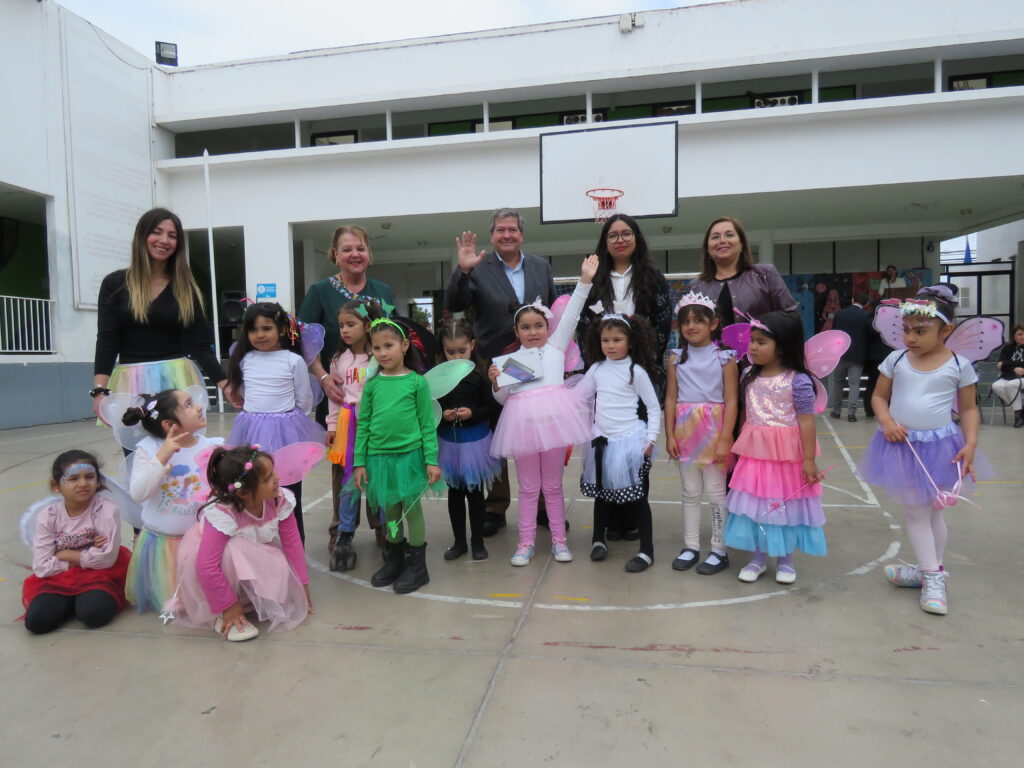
859, 422, 993, 508
228, 409, 326, 454
490, 385, 591, 458
438, 421, 502, 493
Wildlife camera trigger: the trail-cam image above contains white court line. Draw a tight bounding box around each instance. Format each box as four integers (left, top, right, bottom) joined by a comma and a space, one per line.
847, 541, 901, 576
819, 417, 880, 506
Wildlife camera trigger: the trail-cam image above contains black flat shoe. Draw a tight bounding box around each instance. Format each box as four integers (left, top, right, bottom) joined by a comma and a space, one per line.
590, 542, 608, 561
444, 542, 468, 560
696, 552, 730, 575
471, 542, 489, 560
622, 528, 641, 541
625, 554, 652, 573
1015, 412, 1024, 428
848, 414, 857, 422
482, 516, 506, 538
672, 548, 700, 571
605, 530, 622, 542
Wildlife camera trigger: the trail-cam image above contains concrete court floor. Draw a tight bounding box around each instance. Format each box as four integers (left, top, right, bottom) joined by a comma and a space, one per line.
1, 412, 1022, 767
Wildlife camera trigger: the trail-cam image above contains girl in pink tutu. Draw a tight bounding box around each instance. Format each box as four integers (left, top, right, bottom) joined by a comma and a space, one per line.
227, 301, 325, 544
326, 299, 384, 571
172, 446, 312, 641
859, 285, 990, 615
437, 318, 501, 562
723, 311, 826, 585
488, 255, 598, 566
664, 292, 739, 576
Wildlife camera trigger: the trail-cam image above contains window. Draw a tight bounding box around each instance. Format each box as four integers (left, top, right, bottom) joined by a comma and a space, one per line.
311, 131, 357, 146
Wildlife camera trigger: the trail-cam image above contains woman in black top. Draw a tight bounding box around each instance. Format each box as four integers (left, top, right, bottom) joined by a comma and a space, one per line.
994, 323, 1024, 428
92, 209, 229, 427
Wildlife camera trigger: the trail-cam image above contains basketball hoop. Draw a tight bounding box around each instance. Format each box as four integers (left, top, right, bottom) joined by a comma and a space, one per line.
586, 188, 624, 222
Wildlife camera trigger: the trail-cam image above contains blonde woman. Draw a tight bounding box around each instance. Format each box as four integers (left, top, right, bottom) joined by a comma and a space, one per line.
92, 208, 229, 430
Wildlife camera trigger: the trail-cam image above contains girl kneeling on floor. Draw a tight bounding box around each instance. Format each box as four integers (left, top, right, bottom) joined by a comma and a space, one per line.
171, 446, 312, 641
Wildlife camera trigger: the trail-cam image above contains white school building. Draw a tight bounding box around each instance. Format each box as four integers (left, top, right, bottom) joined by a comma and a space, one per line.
1, 0, 1023, 427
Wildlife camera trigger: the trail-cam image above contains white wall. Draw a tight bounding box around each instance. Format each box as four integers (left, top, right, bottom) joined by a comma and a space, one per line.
153, 0, 1024, 127
978, 220, 1024, 262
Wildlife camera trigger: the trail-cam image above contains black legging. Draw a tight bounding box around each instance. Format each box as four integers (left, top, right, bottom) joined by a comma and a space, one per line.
25, 590, 118, 635
592, 498, 654, 557
285, 481, 305, 544
448, 486, 486, 545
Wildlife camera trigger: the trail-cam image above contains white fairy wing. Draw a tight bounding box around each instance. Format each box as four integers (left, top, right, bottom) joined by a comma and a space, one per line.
945, 317, 1006, 363
99, 393, 147, 451
872, 304, 906, 350
20, 496, 61, 549
425, 359, 474, 400
102, 473, 143, 530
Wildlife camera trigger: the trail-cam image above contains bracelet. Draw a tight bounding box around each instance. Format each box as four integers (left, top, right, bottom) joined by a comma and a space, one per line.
319, 373, 330, 382
89, 387, 111, 399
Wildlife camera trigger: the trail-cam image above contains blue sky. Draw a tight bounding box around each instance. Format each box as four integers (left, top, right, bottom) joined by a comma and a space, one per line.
56, 0, 703, 66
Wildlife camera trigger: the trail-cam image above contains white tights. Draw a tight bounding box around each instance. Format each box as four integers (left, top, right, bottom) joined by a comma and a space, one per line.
904, 505, 948, 572
678, 462, 728, 552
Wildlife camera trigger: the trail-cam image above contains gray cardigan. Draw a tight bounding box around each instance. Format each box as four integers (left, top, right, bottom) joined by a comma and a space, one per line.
688, 264, 797, 319
444, 250, 556, 360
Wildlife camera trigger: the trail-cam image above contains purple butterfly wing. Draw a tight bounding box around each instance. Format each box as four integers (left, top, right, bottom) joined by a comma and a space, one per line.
297, 322, 326, 366
273, 442, 326, 486
720, 323, 751, 359
872, 305, 906, 350
946, 317, 1006, 363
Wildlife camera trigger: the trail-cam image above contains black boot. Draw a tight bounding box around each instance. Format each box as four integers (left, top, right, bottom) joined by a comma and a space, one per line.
329, 532, 356, 572
394, 543, 429, 594
371, 539, 406, 587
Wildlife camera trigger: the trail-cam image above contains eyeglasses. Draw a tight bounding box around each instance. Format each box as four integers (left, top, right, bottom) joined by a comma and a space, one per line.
607, 231, 635, 243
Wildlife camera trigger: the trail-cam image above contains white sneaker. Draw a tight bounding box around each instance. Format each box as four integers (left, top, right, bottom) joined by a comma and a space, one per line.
552, 542, 573, 563
920, 571, 948, 615
884, 562, 923, 588
510, 544, 535, 567
214, 617, 260, 642
738, 561, 767, 583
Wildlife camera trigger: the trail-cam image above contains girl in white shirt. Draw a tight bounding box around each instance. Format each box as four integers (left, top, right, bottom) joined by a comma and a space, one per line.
227, 302, 325, 543
574, 313, 661, 572
123, 389, 222, 613
860, 285, 991, 616
489, 256, 598, 566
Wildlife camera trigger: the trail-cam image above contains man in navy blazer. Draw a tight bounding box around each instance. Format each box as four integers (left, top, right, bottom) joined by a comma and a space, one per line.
445, 209, 557, 535
828, 293, 872, 422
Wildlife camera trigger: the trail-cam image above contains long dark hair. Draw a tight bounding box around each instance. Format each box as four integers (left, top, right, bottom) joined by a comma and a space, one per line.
437, 317, 487, 376
585, 214, 662, 318
200, 445, 274, 516
673, 304, 725, 365
698, 216, 754, 281
227, 302, 301, 394
740, 311, 811, 397
332, 298, 384, 362
582, 315, 658, 385
121, 389, 182, 438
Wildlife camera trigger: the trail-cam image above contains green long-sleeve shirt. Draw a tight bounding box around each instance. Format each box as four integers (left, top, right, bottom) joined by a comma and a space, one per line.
354, 373, 438, 466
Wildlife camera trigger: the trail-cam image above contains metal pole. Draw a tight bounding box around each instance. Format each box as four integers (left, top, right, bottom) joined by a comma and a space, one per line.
203, 149, 224, 413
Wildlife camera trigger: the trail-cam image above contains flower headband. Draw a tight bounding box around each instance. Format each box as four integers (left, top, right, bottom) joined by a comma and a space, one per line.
588, 300, 631, 327
674, 291, 717, 313
514, 297, 554, 323
369, 317, 407, 339
881, 298, 951, 325
226, 447, 262, 491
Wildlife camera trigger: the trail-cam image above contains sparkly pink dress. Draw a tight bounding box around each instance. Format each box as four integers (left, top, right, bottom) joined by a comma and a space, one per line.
723, 370, 827, 556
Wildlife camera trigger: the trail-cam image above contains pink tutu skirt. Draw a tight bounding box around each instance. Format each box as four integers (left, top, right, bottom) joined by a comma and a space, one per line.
490, 385, 591, 458
170, 521, 309, 633
724, 423, 826, 557
228, 408, 326, 454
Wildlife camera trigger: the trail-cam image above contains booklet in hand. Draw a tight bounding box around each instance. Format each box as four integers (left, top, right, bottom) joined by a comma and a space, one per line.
492, 348, 543, 388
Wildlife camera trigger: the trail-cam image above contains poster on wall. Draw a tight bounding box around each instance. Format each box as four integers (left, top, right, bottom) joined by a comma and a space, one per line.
63, 12, 154, 309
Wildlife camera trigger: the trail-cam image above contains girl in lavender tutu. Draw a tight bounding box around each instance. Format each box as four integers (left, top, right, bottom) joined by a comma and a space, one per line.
227, 302, 325, 544
723, 311, 826, 586
860, 284, 991, 616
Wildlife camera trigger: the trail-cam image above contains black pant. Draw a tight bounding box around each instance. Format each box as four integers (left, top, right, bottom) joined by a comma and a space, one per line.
863, 360, 884, 417
25, 590, 118, 635
285, 481, 305, 544
448, 486, 485, 545
592, 498, 653, 557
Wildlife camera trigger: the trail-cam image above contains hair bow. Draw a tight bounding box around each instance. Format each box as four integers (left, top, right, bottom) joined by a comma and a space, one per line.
734, 308, 769, 333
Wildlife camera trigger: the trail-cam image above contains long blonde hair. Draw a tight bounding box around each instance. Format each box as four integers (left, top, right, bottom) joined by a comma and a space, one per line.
125, 208, 205, 326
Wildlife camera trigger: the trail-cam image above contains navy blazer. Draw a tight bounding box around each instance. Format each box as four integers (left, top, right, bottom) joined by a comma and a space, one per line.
444, 250, 556, 360
832, 304, 872, 364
